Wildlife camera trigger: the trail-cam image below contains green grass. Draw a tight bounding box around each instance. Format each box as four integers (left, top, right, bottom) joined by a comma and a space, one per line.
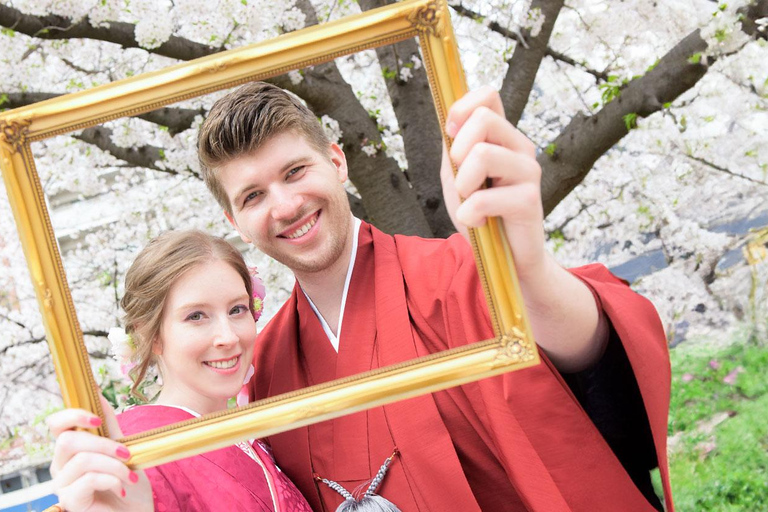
665, 331, 768, 511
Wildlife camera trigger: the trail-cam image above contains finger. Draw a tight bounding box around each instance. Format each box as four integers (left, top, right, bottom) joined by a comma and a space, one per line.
445, 86, 503, 137
99, 395, 125, 440
53, 430, 132, 476
440, 142, 468, 238
55, 451, 137, 490
47, 408, 103, 438
58, 472, 125, 510
450, 107, 536, 166
455, 184, 542, 228
453, 142, 540, 199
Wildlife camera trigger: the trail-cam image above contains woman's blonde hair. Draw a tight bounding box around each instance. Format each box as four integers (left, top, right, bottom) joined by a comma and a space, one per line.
121, 230, 253, 400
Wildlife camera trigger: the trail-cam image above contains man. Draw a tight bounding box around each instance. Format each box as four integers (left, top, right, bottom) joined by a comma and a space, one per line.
198, 82, 673, 511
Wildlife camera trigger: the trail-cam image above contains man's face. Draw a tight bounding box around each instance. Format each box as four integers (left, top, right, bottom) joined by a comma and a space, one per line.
218, 131, 353, 275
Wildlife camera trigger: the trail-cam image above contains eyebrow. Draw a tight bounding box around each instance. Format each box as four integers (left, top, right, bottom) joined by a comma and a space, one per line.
176, 302, 209, 312
233, 155, 311, 210
176, 294, 251, 313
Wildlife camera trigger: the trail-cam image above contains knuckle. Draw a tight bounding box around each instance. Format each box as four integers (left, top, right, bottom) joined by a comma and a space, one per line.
466, 142, 494, 166
522, 138, 537, 157
57, 430, 74, 445
528, 160, 542, 181
474, 105, 495, 123
518, 184, 542, 207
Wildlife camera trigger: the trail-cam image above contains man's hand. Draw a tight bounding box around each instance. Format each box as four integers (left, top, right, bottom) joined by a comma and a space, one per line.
441, 86, 545, 281
441, 87, 608, 372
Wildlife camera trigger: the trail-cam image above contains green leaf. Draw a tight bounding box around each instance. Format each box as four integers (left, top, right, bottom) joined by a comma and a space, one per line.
0, 94, 8, 107
714, 28, 728, 43
688, 52, 702, 64
544, 143, 557, 156
1, 28, 15, 37
623, 112, 638, 131
381, 66, 397, 80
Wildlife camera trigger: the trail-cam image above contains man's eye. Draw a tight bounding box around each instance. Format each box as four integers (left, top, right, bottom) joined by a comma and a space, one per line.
243, 191, 261, 206
186, 312, 203, 321
287, 166, 305, 179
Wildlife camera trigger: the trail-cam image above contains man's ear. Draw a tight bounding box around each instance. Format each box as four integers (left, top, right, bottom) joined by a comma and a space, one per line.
225, 210, 252, 244
328, 143, 348, 183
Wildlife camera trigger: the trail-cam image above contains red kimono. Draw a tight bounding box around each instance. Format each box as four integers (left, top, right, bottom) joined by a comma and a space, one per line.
250, 222, 673, 511
118, 405, 312, 512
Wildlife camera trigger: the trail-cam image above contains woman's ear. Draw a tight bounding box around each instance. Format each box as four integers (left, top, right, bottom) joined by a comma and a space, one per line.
151, 335, 163, 356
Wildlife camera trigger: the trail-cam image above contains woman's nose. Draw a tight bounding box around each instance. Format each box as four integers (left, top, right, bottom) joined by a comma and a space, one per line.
213, 318, 239, 347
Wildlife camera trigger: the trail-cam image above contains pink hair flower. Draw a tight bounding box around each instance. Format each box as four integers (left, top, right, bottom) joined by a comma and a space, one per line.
249, 267, 267, 322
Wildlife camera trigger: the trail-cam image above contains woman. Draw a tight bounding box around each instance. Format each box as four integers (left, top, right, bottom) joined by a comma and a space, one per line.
47, 230, 312, 512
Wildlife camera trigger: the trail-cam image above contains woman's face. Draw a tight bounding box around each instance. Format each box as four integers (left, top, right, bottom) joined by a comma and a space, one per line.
153, 259, 257, 415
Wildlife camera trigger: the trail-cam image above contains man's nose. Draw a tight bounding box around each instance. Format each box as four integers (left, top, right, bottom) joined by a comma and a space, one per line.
269, 186, 303, 221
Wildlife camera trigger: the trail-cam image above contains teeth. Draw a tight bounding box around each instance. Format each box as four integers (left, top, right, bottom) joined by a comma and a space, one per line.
286, 214, 318, 239
205, 356, 238, 369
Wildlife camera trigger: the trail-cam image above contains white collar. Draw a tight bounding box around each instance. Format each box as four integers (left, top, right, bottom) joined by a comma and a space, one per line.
141, 403, 201, 417
301, 216, 361, 352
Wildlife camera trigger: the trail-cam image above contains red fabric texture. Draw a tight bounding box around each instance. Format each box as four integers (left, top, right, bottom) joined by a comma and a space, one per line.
250, 222, 673, 512
117, 405, 312, 512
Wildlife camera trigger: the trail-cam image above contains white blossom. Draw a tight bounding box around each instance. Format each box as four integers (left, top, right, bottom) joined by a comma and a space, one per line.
321, 115, 343, 145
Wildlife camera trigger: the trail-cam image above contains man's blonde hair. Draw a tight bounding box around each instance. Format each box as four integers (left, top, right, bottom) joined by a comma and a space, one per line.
198, 82, 331, 214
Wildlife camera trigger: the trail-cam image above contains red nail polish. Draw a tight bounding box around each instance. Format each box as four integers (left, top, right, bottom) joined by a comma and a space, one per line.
116, 446, 131, 460
129, 471, 139, 483
121, 488, 126, 498
89, 417, 102, 427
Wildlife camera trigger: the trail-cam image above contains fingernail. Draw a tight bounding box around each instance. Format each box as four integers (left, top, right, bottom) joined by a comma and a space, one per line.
121, 488, 126, 498
446, 121, 458, 138
116, 446, 131, 460
129, 471, 139, 484
88, 417, 102, 427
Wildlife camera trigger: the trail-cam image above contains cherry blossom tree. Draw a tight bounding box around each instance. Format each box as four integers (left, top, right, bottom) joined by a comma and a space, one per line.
0, 0, 767, 470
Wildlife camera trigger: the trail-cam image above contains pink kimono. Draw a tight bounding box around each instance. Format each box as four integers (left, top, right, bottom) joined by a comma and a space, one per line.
118, 405, 312, 512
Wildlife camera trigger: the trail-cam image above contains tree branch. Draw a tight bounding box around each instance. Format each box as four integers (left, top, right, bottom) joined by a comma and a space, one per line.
359, 0, 453, 237
73, 126, 193, 176
2, 92, 205, 135
449, 3, 609, 83
0, 329, 110, 356
2, 1, 426, 235
0, 4, 218, 61
684, 153, 768, 187
538, 0, 768, 215
500, 0, 565, 124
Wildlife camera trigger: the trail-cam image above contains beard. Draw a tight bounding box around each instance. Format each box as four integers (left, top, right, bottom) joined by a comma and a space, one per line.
261, 188, 352, 275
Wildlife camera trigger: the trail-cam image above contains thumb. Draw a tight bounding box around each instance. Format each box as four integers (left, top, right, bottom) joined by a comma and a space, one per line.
99, 395, 125, 440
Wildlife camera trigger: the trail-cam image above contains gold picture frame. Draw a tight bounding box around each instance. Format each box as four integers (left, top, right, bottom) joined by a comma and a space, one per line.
0, 0, 539, 469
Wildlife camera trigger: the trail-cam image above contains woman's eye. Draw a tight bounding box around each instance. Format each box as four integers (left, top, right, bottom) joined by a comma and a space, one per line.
230, 305, 248, 315
186, 312, 203, 321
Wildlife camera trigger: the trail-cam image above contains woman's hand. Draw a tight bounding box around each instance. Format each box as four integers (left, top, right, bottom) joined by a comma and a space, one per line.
48, 396, 154, 512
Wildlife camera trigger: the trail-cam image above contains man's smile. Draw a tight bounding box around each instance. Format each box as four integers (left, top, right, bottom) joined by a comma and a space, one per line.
279, 211, 320, 240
